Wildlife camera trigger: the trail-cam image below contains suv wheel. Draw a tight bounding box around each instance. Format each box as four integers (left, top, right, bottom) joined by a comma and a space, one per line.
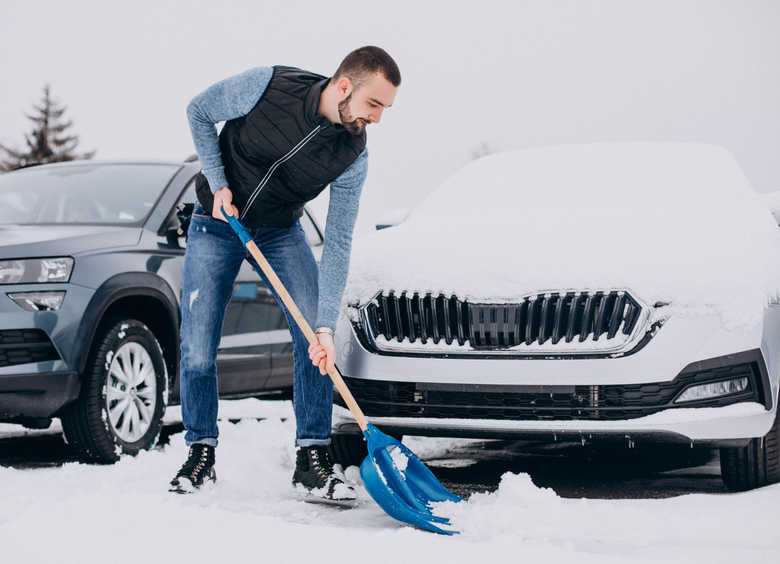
720, 406, 780, 491
62, 318, 167, 464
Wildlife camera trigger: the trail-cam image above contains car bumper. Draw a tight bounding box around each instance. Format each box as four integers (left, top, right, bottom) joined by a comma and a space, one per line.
344, 403, 768, 447
0, 282, 95, 421
335, 306, 780, 444
0, 370, 80, 421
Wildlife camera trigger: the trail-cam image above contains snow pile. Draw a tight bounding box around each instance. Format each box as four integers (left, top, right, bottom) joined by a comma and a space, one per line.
436, 473, 649, 545
347, 143, 780, 330
436, 471, 780, 560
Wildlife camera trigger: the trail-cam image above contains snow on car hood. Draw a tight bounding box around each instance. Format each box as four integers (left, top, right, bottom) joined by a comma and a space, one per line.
346, 143, 780, 330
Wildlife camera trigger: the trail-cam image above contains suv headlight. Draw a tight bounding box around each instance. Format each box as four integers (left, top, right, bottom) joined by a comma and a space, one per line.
0, 258, 74, 284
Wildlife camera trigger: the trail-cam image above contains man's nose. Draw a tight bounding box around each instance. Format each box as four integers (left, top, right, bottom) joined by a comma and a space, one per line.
369, 108, 384, 124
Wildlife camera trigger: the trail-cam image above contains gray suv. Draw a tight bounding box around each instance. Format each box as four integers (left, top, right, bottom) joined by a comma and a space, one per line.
0, 159, 324, 463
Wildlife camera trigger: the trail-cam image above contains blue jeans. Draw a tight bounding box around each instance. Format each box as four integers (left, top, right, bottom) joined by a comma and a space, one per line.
179, 203, 332, 448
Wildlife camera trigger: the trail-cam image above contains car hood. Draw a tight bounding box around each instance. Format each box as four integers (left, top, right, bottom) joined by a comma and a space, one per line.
0, 225, 142, 258
346, 143, 780, 330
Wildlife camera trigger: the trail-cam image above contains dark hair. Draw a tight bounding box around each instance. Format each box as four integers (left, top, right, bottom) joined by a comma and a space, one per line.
334, 46, 401, 90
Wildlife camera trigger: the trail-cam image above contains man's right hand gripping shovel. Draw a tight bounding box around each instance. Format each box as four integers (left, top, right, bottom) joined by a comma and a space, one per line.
212, 187, 238, 222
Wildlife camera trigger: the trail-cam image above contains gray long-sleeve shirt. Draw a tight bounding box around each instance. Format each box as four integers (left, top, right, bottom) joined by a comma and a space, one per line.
186, 66, 367, 330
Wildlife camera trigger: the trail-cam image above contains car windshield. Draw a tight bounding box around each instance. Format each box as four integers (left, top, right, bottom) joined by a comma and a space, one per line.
0, 163, 181, 225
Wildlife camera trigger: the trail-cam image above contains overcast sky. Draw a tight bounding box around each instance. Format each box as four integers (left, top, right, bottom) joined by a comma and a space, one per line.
1, 0, 778, 233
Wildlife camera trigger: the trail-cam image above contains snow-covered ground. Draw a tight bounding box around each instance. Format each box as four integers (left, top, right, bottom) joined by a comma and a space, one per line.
1, 398, 778, 564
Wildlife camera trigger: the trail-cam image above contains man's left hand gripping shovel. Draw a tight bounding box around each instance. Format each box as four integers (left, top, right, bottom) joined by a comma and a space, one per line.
222, 208, 463, 534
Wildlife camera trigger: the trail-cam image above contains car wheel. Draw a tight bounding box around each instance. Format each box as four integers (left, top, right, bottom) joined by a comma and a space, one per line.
329, 431, 369, 468
61, 318, 168, 464
720, 406, 780, 491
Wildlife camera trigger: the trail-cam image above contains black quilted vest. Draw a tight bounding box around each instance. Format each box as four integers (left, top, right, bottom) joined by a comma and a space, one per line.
195, 66, 367, 228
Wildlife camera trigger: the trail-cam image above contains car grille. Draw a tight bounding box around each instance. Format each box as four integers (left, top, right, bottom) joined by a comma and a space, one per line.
336, 359, 763, 422
359, 290, 647, 355
0, 329, 60, 368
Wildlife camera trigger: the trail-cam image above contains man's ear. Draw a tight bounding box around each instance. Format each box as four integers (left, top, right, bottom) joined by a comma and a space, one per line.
337, 77, 352, 97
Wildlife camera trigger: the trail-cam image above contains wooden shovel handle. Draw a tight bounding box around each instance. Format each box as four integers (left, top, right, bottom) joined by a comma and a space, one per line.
223, 209, 369, 431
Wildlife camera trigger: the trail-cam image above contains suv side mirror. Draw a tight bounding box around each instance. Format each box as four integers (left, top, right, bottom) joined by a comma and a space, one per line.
762, 191, 780, 226
375, 208, 410, 231
160, 202, 193, 248
174, 202, 195, 236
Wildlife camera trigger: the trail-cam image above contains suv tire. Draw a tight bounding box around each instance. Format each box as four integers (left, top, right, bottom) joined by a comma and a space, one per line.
720, 406, 780, 491
62, 318, 167, 464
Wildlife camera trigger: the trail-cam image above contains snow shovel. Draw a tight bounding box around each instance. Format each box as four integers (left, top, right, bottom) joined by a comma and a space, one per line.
222, 208, 463, 535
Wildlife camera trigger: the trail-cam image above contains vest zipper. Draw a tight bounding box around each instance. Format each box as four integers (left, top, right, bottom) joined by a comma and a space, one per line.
241, 125, 323, 220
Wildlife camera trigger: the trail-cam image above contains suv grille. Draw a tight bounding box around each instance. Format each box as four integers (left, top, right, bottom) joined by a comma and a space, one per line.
0, 329, 60, 368
336, 359, 762, 422
360, 290, 646, 355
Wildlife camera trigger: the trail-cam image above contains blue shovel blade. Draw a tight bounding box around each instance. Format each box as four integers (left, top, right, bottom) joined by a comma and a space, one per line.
359, 423, 463, 535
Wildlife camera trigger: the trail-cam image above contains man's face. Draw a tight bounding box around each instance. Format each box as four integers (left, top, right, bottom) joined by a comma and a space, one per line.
338, 73, 397, 135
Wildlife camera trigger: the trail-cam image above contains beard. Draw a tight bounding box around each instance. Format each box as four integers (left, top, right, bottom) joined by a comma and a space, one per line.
338, 92, 367, 135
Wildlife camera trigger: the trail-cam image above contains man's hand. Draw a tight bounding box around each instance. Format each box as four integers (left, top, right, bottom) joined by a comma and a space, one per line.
213, 187, 239, 222
308, 332, 336, 376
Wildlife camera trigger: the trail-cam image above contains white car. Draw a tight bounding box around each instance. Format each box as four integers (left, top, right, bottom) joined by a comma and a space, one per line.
331, 143, 780, 492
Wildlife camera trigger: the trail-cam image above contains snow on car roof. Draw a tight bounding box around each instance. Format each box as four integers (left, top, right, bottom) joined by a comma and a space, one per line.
346, 143, 780, 330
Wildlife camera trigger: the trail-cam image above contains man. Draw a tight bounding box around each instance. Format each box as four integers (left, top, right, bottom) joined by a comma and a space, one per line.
169, 47, 400, 499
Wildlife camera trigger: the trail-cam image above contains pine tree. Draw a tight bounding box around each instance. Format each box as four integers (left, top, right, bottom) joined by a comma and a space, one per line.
0, 85, 95, 172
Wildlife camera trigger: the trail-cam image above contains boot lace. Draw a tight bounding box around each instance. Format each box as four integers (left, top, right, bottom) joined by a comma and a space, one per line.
177, 444, 212, 481
309, 447, 334, 481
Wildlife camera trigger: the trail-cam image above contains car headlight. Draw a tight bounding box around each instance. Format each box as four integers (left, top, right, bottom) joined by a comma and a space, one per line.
0, 258, 74, 284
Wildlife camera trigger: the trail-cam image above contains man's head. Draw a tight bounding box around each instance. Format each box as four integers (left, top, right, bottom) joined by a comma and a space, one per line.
323, 46, 401, 135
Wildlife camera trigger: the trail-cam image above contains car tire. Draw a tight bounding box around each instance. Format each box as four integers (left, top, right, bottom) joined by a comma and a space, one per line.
720, 406, 780, 491
61, 318, 168, 464
329, 431, 369, 469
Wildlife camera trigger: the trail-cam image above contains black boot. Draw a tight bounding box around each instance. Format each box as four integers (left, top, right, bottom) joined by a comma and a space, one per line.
292, 446, 357, 500
169, 444, 216, 493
